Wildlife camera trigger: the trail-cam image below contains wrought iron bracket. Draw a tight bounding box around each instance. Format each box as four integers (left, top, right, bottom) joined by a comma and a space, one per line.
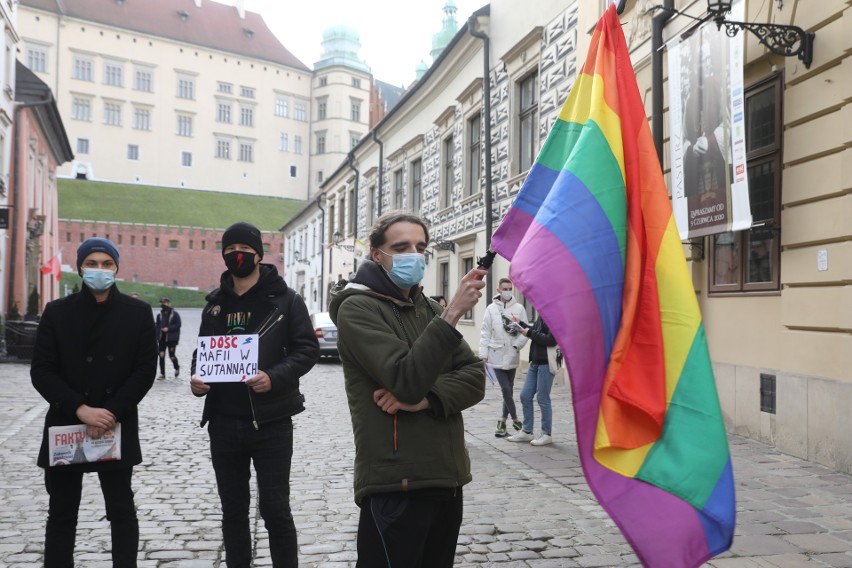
646, 5, 815, 69
713, 16, 814, 68
433, 239, 456, 253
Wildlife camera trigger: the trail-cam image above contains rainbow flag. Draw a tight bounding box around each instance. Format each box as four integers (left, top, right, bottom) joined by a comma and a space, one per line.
490, 5, 735, 566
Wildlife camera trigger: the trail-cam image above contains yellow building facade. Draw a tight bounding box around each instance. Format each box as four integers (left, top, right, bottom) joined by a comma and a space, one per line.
286, 0, 851, 472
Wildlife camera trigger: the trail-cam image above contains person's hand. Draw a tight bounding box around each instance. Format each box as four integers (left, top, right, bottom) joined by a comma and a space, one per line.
190, 375, 210, 395
161, 327, 169, 333
245, 370, 272, 393
693, 135, 709, 155
509, 314, 529, 335
86, 425, 107, 438
442, 267, 487, 326
75, 404, 116, 430
373, 388, 430, 414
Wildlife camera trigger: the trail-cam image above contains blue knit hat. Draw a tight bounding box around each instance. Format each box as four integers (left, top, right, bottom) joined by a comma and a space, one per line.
76, 237, 120, 271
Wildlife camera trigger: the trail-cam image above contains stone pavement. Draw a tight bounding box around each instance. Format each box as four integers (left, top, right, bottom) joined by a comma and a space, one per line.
1, 308, 852, 567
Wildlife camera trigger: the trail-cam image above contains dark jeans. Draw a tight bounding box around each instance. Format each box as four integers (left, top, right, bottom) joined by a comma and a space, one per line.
520, 363, 555, 435
158, 340, 179, 374
208, 415, 296, 568
356, 488, 463, 568
494, 367, 519, 421
44, 467, 138, 568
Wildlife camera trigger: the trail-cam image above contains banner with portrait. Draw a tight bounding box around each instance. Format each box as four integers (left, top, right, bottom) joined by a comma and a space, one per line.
668, 0, 751, 240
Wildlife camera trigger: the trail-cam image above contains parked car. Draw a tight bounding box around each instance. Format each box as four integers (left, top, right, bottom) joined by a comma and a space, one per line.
310, 311, 338, 358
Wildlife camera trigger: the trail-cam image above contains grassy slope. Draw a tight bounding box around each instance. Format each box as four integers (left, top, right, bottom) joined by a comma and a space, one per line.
59, 273, 210, 308
58, 179, 307, 231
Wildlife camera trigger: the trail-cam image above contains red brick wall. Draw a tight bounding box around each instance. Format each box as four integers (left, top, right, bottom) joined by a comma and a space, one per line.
59, 220, 285, 292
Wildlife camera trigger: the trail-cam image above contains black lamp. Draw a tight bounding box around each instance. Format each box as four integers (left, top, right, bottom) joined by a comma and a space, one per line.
706, 0, 732, 15
707, 0, 814, 68
332, 230, 355, 252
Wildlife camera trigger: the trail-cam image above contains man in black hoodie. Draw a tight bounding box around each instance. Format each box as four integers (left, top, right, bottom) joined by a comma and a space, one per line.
190, 222, 319, 568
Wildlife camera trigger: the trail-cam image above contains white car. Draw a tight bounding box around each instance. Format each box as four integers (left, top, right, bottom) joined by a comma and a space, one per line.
310, 311, 338, 358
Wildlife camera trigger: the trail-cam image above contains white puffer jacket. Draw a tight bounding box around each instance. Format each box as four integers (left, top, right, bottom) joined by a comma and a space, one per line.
478, 296, 529, 369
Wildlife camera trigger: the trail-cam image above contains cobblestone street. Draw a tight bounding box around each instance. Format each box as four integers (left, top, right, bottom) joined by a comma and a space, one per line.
2, 309, 852, 566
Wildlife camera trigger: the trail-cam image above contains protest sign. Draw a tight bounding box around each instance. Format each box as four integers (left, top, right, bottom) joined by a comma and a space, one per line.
196, 334, 259, 383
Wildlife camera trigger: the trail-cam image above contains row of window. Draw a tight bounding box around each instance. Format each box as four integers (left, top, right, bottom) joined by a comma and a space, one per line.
71, 97, 271, 130
77, 138, 256, 164
75, 138, 301, 178
316, 98, 362, 123
25, 45, 308, 119
76, 131, 304, 159
65, 232, 277, 253
313, 132, 362, 158
317, 75, 362, 89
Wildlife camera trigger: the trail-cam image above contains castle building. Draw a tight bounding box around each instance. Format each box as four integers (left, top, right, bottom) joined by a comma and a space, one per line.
17, 0, 314, 199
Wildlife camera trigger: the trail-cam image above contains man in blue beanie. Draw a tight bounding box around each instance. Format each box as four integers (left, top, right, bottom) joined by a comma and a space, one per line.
31, 237, 157, 567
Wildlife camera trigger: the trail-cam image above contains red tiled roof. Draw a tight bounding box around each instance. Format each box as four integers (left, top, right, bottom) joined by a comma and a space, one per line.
21, 0, 310, 71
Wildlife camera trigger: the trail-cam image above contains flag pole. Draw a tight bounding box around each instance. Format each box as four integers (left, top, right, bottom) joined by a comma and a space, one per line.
468, 14, 494, 302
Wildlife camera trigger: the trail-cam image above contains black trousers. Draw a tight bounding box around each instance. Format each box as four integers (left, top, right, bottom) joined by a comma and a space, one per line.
209, 416, 297, 567
356, 487, 464, 568
44, 467, 138, 568
157, 340, 179, 374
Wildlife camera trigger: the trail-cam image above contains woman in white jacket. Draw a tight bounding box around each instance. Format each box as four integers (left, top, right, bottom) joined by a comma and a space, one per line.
479, 278, 529, 437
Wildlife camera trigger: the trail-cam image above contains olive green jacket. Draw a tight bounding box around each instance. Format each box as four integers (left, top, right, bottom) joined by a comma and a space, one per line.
329, 275, 485, 504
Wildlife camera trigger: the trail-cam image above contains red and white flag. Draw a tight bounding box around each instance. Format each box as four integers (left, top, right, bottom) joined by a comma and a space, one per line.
40, 251, 62, 281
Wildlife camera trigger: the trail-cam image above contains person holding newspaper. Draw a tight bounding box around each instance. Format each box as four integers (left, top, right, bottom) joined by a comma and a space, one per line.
190, 221, 319, 568
31, 237, 158, 567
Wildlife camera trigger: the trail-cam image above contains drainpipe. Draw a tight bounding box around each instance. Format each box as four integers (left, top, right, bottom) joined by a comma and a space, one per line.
8, 98, 54, 316
316, 194, 325, 310
468, 14, 493, 304
372, 131, 383, 217
347, 152, 360, 272
652, 0, 674, 163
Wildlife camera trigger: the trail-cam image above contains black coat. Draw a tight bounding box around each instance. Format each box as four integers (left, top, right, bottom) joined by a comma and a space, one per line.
191, 264, 319, 427
156, 308, 181, 343
31, 285, 158, 470
527, 318, 557, 364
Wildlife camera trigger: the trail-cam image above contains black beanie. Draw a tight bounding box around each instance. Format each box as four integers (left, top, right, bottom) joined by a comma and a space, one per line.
221, 222, 264, 259
76, 237, 120, 271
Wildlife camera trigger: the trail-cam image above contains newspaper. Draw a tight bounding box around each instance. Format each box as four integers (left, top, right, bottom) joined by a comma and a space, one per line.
485, 363, 498, 385
48, 423, 122, 466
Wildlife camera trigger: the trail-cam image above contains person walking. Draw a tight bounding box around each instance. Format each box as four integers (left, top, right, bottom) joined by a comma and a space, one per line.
329, 211, 486, 567
506, 315, 558, 446
190, 221, 319, 568
479, 278, 528, 437
156, 297, 181, 379
31, 237, 158, 567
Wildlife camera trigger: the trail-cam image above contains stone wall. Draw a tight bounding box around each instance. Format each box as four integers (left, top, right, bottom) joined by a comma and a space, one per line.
59, 220, 285, 292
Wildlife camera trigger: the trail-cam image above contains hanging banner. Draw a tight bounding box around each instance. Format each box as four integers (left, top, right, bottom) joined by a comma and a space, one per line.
668, 0, 751, 239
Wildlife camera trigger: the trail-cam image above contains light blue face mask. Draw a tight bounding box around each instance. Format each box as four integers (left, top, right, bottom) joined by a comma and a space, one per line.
82, 268, 116, 292
378, 250, 426, 290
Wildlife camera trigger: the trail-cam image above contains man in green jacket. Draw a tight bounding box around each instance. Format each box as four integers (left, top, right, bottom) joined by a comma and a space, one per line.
329, 211, 486, 567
